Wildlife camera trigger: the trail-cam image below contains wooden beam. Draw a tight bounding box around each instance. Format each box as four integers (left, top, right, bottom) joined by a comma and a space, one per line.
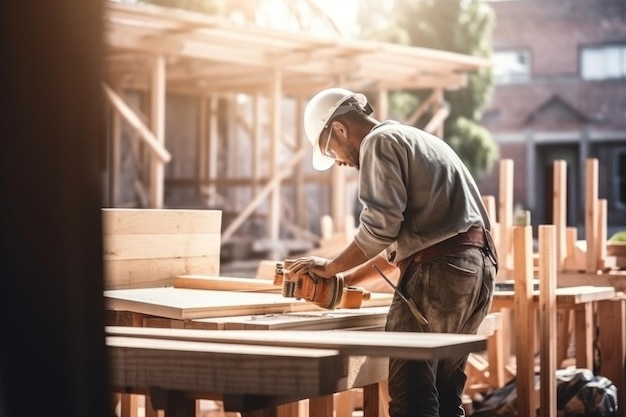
108, 83, 123, 206
597, 297, 626, 417
513, 220, 535, 417
585, 158, 598, 273
553, 160, 567, 271
406, 90, 438, 126
149, 54, 166, 208
499, 159, 514, 276
423, 101, 449, 137
538, 225, 557, 417
207, 96, 219, 206
103, 83, 171, 163
597, 199, 608, 270
222, 148, 306, 242
173, 275, 280, 292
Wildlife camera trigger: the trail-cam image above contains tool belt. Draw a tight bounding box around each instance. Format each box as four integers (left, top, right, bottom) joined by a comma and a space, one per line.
412, 226, 499, 270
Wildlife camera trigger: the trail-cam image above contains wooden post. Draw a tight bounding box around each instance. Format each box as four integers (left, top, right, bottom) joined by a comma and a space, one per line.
269, 70, 282, 245
149, 54, 166, 208
207, 96, 219, 207
253, 93, 263, 207
309, 395, 333, 417
499, 159, 514, 277
553, 160, 567, 271
585, 158, 598, 273
597, 298, 626, 417
574, 302, 595, 369
539, 225, 557, 417
196, 94, 207, 199
597, 199, 607, 270
119, 394, 139, 417
513, 214, 535, 417
364, 383, 382, 417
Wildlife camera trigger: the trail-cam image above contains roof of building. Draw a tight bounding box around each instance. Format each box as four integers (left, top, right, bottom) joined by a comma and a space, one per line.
104, 1, 491, 97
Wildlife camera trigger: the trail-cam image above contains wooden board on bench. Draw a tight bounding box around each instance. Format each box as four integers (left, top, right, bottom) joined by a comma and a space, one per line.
104, 287, 393, 320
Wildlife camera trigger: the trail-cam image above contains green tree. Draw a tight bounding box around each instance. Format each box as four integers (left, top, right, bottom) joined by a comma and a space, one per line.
357, 0, 498, 179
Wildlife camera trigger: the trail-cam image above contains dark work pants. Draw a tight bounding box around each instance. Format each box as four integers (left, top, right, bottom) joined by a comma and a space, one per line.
385, 247, 496, 417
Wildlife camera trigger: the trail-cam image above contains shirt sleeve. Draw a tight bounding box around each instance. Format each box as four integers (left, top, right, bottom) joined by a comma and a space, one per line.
353, 133, 408, 258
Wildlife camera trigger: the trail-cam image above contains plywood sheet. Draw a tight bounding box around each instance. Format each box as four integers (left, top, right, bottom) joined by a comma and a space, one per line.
193, 306, 390, 330
105, 287, 319, 319
105, 287, 393, 320
105, 326, 488, 361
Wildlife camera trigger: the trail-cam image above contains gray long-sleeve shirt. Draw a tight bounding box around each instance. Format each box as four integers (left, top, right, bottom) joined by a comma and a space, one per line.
354, 121, 491, 263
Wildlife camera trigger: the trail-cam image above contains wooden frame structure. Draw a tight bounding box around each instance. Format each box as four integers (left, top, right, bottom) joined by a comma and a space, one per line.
102, 1, 491, 248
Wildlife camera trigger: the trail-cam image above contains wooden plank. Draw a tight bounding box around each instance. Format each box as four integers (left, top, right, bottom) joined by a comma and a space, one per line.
104, 233, 220, 260
491, 286, 616, 310
597, 298, 626, 417
208, 307, 390, 331
574, 303, 594, 369
363, 384, 381, 417
108, 336, 343, 397
174, 275, 281, 292
104, 287, 322, 320
597, 199, 607, 270
538, 225, 557, 417
553, 160, 568, 271
102, 208, 222, 234
149, 54, 166, 208
105, 257, 220, 290
105, 287, 393, 320
486, 312, 506, 388
564, 227, 586, 272
309, 395, 333, 417
498, 159, 514, 275
513, 223, 535, 417
585, 159, 598, 273
558, 271, 626, 293
105, 327, 487, 361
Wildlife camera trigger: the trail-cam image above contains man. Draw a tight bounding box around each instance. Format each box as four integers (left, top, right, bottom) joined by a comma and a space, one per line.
288, 87, 498, 417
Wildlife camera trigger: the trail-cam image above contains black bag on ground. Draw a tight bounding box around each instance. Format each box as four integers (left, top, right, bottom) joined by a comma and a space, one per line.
471, 368, 618, 417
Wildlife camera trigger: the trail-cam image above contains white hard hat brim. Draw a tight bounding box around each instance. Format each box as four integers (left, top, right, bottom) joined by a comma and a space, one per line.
312, 146, 336, 171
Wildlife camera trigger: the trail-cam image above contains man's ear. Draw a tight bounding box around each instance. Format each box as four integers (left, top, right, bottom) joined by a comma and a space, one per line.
331, 120, 348, 139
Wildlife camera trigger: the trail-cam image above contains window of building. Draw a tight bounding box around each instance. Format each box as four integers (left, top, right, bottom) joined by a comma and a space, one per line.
616, 150, 626, 207
493, 50, 531, 84
581, 45, 626, 80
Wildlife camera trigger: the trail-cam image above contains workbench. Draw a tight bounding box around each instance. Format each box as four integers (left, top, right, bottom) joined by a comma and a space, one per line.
105, 286, 502, 417
106, 320, 487, 417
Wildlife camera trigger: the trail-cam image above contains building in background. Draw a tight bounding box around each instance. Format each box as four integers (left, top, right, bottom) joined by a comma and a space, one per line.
478, 0, 626, 236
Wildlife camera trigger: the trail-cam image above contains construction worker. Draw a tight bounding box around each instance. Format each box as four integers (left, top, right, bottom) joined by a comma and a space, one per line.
288, 87, 498, 417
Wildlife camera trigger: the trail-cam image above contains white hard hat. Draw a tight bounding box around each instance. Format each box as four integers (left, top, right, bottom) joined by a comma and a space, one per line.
303, 87, 369, 171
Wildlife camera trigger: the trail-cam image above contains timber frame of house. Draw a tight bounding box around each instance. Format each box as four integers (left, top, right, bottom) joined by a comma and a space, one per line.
103, 1, 491, 252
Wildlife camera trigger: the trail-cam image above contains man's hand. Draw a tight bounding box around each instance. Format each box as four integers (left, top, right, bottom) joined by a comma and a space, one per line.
287, 256, 333, 279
